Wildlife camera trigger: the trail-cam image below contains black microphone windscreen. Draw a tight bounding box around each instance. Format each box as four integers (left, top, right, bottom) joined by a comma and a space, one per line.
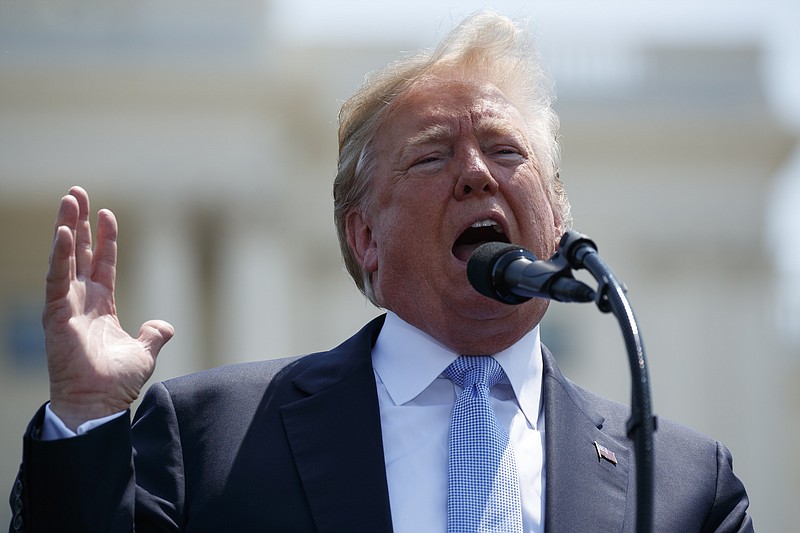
467, 242, 524, 299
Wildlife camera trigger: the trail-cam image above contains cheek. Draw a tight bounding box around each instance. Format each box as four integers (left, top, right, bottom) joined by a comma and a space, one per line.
372, 209, 416, 264
514, 176, 559, 252
374, 205, 447, 277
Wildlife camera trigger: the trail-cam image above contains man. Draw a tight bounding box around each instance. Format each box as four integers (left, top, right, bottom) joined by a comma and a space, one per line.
10, 10, 753, 532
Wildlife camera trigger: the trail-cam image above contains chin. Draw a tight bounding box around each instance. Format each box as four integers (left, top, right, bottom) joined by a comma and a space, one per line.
452, 290, 521, 321
466, 294, 549, 327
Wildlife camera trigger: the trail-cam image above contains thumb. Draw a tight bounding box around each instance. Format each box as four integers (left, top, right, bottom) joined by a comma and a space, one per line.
138, 319, 175, 357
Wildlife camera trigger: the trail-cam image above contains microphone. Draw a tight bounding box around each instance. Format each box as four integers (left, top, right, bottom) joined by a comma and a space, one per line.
467, 242, 596, 304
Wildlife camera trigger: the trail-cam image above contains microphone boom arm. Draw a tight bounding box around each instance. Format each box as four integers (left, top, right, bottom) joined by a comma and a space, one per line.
558, 231, 657, 533
467, 232, 656, 531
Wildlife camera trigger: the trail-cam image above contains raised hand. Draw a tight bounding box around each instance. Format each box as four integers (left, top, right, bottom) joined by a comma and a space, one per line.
43, 186, 174, 431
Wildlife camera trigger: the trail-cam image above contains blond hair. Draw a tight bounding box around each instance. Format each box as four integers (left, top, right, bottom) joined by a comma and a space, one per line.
333, 10, 571, 304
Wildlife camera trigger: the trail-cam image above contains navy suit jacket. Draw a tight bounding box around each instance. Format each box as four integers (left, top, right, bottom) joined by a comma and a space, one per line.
11, 315, 753, 532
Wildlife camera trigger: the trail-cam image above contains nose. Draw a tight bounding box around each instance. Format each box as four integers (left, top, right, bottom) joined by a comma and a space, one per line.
454, 147, 499, 201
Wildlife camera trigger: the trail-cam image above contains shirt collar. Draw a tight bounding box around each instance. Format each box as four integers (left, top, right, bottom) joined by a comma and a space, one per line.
372, 311, 544, 429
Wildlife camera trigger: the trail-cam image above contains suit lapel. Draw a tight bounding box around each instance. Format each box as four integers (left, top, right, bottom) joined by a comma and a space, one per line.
279, 318, 632, 532
281, 316, 394, 533
542, 348, 631, 532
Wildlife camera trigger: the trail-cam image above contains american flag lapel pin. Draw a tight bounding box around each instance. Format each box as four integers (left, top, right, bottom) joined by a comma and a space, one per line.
593, 441, 618, 465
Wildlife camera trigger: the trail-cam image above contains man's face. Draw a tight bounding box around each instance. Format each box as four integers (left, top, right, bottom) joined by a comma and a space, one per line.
347, 78, 559, 354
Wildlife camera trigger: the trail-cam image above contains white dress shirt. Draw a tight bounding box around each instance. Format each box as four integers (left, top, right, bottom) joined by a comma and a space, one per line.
372, 312, 546, 533
42, 404, 125, 440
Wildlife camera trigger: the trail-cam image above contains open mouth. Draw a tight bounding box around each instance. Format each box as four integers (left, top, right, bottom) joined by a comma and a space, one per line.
452, 219, 509, 262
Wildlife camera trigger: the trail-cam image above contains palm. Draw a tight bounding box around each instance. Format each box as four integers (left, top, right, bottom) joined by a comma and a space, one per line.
44, 187, 173, 430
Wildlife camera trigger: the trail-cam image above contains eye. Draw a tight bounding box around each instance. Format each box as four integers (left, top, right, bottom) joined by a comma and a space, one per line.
488, 146, 526, 164
409, 152, 447, 172
414, 155, 441, 166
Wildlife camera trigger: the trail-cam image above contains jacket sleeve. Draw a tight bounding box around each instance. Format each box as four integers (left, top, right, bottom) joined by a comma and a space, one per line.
9, 383, 188, 533
703, 441, 754, 533
130, 381, 187, 530
10, 404, 136, 532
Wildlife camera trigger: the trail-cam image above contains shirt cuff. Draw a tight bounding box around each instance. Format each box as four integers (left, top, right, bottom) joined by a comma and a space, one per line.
41, 403, 127, 441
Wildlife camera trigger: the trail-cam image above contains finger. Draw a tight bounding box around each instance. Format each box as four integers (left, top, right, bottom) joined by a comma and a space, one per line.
45, 225, 75, 304
92, 208, 118, 293
53, 193, 79, 238
138, 319, 175, 358
47, 193, 80, 303
68, 186, 93, 279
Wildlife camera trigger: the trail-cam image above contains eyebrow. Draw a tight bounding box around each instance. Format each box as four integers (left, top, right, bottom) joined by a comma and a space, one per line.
400, 123, 457, 159
397, 116, 529, 162
473, 116, 528, 143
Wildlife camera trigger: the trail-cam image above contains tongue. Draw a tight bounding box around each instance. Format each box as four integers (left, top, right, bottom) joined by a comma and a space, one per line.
452, 242, 486, 262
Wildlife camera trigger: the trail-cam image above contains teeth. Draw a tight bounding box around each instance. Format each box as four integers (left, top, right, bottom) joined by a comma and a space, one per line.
470, 219, 504, 233
471, 219, 497, 228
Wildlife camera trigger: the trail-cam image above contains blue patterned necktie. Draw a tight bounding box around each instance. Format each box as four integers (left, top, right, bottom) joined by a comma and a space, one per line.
444, 356, 523, 533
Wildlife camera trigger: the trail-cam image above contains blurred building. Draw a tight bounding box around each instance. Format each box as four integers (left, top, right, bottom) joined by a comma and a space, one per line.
1, 1, 797, 529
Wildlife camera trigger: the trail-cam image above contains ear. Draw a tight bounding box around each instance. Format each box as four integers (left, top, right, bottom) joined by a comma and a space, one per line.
547, 201, 563, 254
346, 210, 378, 274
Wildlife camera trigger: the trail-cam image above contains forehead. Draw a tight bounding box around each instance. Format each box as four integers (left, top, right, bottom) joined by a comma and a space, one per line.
377, 79, 527, 143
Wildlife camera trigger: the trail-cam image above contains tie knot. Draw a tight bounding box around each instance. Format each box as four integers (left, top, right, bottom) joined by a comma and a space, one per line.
444, 356, 505, 390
